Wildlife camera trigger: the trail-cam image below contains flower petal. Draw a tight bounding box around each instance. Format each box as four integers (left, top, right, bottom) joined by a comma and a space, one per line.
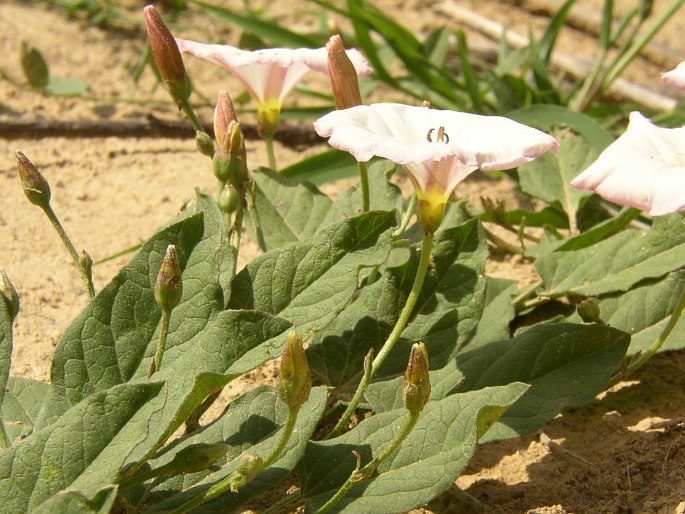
662, 61, 685, 90
571, 112, 685, 216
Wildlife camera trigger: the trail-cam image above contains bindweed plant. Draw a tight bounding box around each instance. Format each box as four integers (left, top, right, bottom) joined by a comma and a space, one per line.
2, 4, 685, 514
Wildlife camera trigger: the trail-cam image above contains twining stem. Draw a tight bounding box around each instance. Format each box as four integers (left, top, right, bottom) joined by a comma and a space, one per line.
169, 405, 299, 514
611, 280, 685, 384
316, 411, 421, 514
357, 161, 370, 213
42, 204, 95, 298
230, 199, 245, 275
327, 233, 434, 439
151, 309, 171, 376
265, 134, 277, 171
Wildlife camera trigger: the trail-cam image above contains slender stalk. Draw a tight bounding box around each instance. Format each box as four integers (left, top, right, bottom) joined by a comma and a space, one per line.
316, 411, 421, 514
357, 161, 370, 213
265, 134, 277, 171
169, 406, 299, 514
230, 200, 245, 276
42, 204, 95, 298
180, 99, 204, 134
393, 194, 417, 238
151, 309, 171, 376
612, 280, 685, 384
247, 181, 268, 251
327, 234, 434, 438
261, 489, 303, 514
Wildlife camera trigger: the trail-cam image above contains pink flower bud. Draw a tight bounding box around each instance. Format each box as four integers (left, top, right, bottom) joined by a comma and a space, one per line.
326, 35, 363, 109
214, 90, 237, 150
144, 5, 191, 109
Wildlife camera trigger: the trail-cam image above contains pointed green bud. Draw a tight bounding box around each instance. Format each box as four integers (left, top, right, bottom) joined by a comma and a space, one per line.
578, 298, 602, 323
195, 131, 214, 158
80, 249, 93, 283
326, 35, 362, 110
231, 453, 263, 492
169, 443, 230, 474
0, 268, 20, 322
277, 331, 312, 409
403, 342, 431, 414
155, 245, 183, 312
144, 5, 191, 109
213, 120, 249, 188
218, 184, 240, 215
15, 150, 51, 208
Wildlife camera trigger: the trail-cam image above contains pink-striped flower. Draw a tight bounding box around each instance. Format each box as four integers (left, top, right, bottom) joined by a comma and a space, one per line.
314, 103, 558, 233
571, 111, 685, 216
662, 61, 685, 90
175, 39, 371, 136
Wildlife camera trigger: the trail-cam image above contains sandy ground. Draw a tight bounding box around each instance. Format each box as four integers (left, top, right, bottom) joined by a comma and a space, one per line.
1, 1, 685, 513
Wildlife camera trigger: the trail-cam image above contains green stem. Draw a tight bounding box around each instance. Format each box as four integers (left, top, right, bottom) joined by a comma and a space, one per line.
261, 489, 302, 514
42, 204, 95, 298
393, 194, 417, 238
0, 419, 9, 449
247, 181, 268, 251
612, 280, 685, 384
357, 161, 370, 213
265, 134, 277, 171
151, 309, 171, 376
327, 234, 434, 439
169, 405, 299, 514
316, 411, 421, 514
180, 98, 204, 134
230, 200, 245, 276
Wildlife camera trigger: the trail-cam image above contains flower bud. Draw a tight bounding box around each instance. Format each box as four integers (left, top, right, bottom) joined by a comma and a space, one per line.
169, 443, 230, 474
155, 244, 183, 312
0, 268, 20, 323
213, 120, 249, 188
218, 184, 240, 215
144, 5, 191, 109
231, 453, 263, 492
80, 249, 93, 280
277, 331, 312, 409
326, 35, 362, 109
214, 90, 237, 151
403, 342, 430, 414
195, 131, 214, 158
15, 150, 51, 208
577, 298, 602, 323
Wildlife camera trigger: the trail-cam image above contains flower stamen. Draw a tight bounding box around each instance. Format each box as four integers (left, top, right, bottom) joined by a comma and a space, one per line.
426, 126, 449, 144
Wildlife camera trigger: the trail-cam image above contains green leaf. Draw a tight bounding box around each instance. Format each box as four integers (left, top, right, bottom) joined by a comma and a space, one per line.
37, 193, 231, 427
228, 210, 397, 335
45, 75, 89, 96
456, 323, 630, 440
0, 296, 12, 440
462, 277, 518, 350
280, 149, 359, 185
32, 486, 117, 514
0, 382, 162, 513
299, 384, 528, 513
537, 214, 685, 297
518, 127, 599, 230
538, 0, 576, 64
190, 0, 321, 47
1, 377, 49, 443
307, 218, 486, 389
573, 269, 685, 355
507, 104, 614, 148
317, 159, 403, 230
20, 41, 49, 89
144, 386, 327, 512
249, 167, 333, 251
